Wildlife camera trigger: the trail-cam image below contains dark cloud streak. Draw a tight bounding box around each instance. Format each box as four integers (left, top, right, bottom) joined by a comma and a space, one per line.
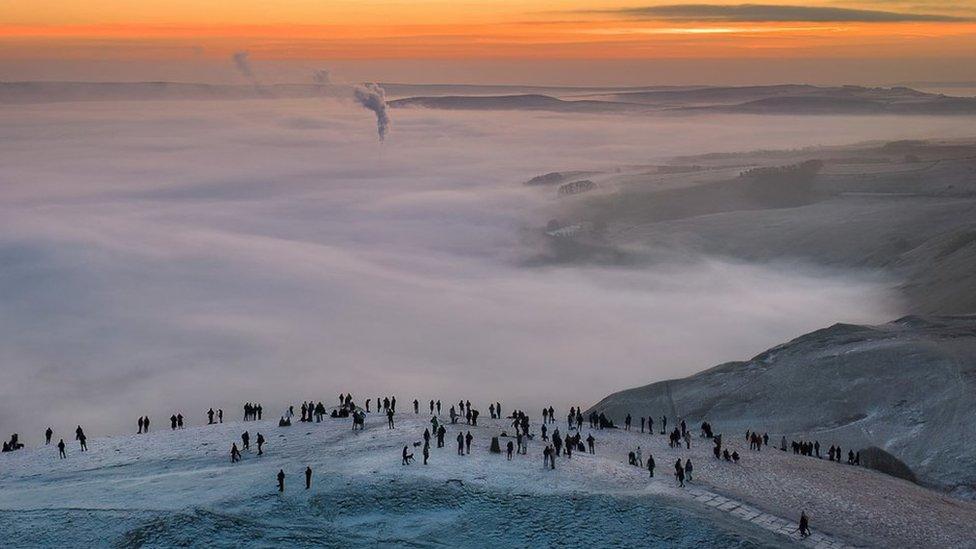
599, 3, 970, 22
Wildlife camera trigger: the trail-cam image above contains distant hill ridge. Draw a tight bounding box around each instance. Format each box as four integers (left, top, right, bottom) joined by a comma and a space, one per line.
588, 315, 976, 500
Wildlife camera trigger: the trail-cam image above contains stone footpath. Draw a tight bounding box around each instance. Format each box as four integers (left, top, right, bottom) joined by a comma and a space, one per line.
685, 486, 855, 549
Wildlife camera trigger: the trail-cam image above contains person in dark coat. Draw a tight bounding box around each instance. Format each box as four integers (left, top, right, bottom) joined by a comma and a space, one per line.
402, 446, 414, 465
58, 439, 67, 459
647, 455, 655, 477
799, 511, 811, 537
305, 466, 312, 489
45, 427, 53, 445
277, 469, 285, 492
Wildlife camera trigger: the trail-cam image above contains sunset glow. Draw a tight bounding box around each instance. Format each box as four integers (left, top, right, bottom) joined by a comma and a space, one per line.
3, 1, 975, 62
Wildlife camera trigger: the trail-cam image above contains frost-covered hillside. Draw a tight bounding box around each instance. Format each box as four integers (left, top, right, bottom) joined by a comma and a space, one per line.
590, 315, 976, 499
2, 410, 975, 547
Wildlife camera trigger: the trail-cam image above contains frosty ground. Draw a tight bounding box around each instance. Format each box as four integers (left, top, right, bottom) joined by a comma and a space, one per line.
2, 412, 974, 548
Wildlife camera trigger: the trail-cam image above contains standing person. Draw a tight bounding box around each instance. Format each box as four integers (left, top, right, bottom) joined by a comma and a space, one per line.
437, 425, 446, 448
436, 400, 442, 414
387, 408, 395, 429
170, 415, 177, 430
138, 416, 144, 434
45, 427, 53, 445
465, 431, 473, 454
685, 459, 693, 482
231, 443, 241, 463
414, 399, 419, 414
277, 469, 285, 492
177, 414, 184, 429
57, 439, 67, 459
799, 511, 811, 538
647, 454, 655, 477
587, 434, 595, 454
208, 409, 215, 424
641, 417, 645, 433
430, 400, 435, 415
507, 440, 514, 460
457, 433, 465, 456
625, 414, 632, 431
218, 409, 223, 423
423, 443, 430, 465
242, 431, 250, 450
305, 466, 312, 489
256, 433, 265, 455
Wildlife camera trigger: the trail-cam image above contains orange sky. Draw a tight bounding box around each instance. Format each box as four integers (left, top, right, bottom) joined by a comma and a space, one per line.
2, 1, 975, 83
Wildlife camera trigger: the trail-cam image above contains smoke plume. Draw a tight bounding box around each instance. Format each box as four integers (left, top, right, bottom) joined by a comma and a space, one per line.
312, 69, 332, 85
232, 51, 255, 81
354, 83, 390, 142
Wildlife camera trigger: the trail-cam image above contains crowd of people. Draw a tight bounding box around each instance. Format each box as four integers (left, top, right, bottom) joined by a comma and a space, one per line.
6, 396, 864, 542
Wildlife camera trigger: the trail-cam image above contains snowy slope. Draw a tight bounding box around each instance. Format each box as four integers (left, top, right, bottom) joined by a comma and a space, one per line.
2, 411, 975, 547
589, 316, 976, 500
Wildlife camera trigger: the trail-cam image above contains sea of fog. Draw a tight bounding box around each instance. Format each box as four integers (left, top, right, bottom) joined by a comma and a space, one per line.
3, 97, 974, 438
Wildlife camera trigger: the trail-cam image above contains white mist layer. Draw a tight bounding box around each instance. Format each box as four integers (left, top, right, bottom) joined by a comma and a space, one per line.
3, 98, 964, 437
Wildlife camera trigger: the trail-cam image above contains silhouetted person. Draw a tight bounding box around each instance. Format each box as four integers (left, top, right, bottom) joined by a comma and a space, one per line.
587, 434, 595, 454
457, 433, 465, 455
256, 433, 265, 455
218, 409, 223, 423
138, 416, 144, 434
402, 446, 414, 465
423, 443, 430, 465
507, 440, 514, 460
177, 414, 184, 429
277, 469, 285, 492
685, 459, 693, 482
58, 439, 66, 459
387, 409, 395, 429
231, 443, 241, 463
799, 511, 811, 537
242, 431, 250, 450
465, 431, 473, 454
647, 454, 655, 477
208, 409, 215, 424
414, 399, 419, 414
305, 466, 312, 489
45, 427, 53, 445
